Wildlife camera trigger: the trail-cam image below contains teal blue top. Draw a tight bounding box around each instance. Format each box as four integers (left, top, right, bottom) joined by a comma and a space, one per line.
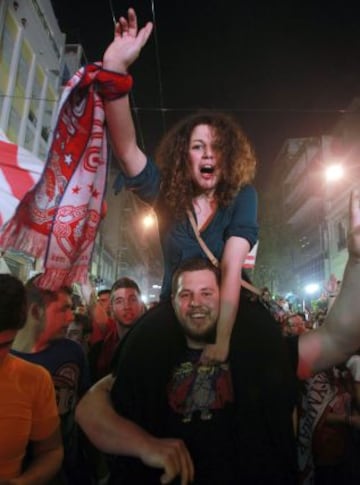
114, 158, 258, 299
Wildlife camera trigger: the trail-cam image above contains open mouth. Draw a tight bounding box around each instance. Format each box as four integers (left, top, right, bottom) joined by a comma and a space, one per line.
200, 165, 215, 174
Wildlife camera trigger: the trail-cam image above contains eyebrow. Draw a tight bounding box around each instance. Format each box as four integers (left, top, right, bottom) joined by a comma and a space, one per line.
114, 295, 139, 301
179, 287, 215, 293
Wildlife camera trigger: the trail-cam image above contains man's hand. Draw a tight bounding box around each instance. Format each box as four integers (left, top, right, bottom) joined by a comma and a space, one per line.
103, 8, 153, 73
348, 189, 360, 262
139, 436, 194, 485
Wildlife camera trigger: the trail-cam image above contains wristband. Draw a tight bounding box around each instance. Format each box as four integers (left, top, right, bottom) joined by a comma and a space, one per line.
96, 68, 133, 101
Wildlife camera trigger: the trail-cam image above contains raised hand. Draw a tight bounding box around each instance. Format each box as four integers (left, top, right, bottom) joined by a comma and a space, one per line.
348, 189, 360, 262
103, 8, 153, 73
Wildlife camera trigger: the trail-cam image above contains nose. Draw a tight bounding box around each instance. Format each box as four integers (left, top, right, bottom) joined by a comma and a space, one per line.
123, 299, 132, 309
190, 294, 201, 307
202, 144, 213, 159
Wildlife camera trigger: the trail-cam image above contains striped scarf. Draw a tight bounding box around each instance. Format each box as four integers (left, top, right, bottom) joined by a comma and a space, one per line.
0, 64, 132, 290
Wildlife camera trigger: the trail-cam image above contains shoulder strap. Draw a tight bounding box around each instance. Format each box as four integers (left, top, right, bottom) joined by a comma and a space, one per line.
186, 210, 261, 296
187, 210, 220, 267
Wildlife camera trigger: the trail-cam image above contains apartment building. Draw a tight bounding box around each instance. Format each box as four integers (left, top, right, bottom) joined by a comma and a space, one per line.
0, 0, 67, 160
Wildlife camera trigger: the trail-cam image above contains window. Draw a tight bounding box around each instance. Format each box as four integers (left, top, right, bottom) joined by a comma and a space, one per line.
41, 86, 56, 143
28, 109, 37, 126
16, 41, 32, 91
337, 221, 347, 251
0, 13, 16, 68
24, 125, 34, 150
8, 106, 21, 140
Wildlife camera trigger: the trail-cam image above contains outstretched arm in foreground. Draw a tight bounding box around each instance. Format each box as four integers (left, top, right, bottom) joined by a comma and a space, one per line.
75, 374, 194, 485
102, 8, 152, 176
298, 190, 360, 379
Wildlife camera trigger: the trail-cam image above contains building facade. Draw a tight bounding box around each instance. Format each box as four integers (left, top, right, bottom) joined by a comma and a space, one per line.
0, 0, 66, 158
266, 100, 360, 298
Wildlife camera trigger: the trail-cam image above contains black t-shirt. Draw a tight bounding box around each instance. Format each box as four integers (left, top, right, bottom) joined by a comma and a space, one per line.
166, 348, 238, 484
109, 299, 299, 485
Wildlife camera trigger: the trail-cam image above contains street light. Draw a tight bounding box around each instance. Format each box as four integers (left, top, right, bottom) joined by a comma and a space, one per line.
304, 283, 320, 295
143, 213, 156, 229
325, 163, 344, 183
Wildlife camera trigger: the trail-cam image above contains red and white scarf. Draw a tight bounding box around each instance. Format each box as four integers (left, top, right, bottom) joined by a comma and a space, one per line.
0, 64, 132, 290
297, 372, 336, 484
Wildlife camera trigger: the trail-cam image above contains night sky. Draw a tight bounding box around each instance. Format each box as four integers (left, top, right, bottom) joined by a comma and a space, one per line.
51, 0, 360, 189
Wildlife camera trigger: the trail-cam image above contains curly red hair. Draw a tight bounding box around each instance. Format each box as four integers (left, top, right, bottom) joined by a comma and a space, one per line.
155, 112, 257, 219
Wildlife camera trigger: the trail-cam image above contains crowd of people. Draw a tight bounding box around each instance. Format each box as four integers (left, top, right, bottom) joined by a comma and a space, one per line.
1, 6, 360, 485
0, 272, 147, 483
2, 255, 360, 484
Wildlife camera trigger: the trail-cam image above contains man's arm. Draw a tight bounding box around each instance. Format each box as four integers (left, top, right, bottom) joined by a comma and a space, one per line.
75, 374, 194, 485
102, 8, 152, 176
9, 428, 63, 485
298, 190, 360, 379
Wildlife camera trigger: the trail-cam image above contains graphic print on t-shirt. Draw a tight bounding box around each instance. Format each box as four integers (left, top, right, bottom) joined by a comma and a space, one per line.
168, 351, 234, 423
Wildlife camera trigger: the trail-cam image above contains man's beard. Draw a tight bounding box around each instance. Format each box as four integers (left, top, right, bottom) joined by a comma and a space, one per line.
182, 319, 217, 345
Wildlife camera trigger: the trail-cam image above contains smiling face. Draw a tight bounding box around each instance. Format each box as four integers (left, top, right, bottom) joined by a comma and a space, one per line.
172, 269, 220, 348
188, 124, 222, 195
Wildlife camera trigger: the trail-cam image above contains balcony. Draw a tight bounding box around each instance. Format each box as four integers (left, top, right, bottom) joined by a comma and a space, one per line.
285, 193, 322, 226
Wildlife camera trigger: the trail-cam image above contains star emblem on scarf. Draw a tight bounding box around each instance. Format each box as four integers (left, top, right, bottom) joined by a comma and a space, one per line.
72, 185, 81, 194
64, 154, 73, 165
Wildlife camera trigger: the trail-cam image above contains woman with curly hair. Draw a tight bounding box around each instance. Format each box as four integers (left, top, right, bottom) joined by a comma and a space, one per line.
103, 8, 258, 362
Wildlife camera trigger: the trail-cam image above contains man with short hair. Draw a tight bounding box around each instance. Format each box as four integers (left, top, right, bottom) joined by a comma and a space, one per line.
12, 282, 91, 484
76, 193, 360, 484
89, 277, 145, 381
111, 277, 144, 334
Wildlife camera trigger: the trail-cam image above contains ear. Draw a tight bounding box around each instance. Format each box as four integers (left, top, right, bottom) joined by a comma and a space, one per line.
29, 302, 41, 321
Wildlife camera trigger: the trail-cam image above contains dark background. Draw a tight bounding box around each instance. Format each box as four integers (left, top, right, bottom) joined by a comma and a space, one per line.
51, 0, 360, 189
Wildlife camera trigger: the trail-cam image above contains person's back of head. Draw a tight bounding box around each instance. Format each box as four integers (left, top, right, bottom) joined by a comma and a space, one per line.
25, 276, 56, 310
0, 274, 27, 332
